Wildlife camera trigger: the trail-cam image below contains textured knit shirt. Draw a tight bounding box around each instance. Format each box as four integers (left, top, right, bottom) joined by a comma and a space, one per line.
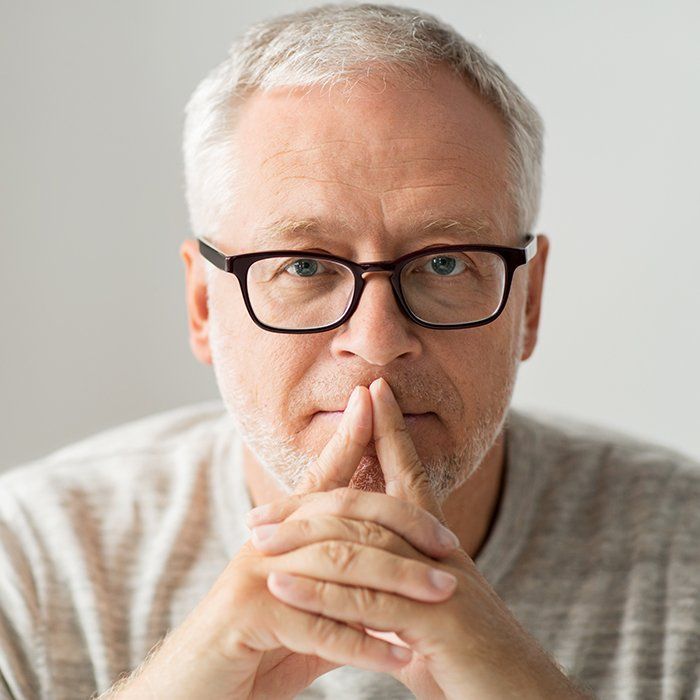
0, 401, 698, 699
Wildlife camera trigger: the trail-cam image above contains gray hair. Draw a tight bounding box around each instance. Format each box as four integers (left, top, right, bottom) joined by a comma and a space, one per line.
182, 2, 544, 245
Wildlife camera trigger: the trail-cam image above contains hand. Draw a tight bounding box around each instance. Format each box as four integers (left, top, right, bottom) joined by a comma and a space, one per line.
104, 384, 457, 700
248, 378, 591, 699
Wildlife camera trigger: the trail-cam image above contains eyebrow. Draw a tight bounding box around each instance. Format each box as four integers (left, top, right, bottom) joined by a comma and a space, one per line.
253, 214, 496, 248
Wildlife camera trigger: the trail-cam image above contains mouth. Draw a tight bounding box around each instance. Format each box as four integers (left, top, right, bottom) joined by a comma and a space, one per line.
314, 411, 435, 425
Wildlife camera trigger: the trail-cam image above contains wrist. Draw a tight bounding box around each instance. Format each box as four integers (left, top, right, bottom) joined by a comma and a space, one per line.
508, 656, 592, 700
98, 622, 255, 700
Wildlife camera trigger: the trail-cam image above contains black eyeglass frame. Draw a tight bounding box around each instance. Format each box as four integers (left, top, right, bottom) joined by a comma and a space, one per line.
197, 234, 538, 334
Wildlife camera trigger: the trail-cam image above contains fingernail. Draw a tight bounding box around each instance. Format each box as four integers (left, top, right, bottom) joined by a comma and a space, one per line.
375, 378, 394, 405
245, 504, 273, 528
428, 568, 457, 592
389, 644, 412, 662
269, 571, 296, 588
252, 523, 279, 545
347, 386, 360, 412
369, 377, 383, 395
436, 526, 460, 550
341, 387, 357, 423
348, 387, 370, 430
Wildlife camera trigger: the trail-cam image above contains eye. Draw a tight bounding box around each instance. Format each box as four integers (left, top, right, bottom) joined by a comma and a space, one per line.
421, 255, 468, 276
282, 258, 331, 277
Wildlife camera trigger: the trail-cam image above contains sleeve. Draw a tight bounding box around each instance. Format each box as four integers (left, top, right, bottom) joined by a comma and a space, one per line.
0, 497, 47, 700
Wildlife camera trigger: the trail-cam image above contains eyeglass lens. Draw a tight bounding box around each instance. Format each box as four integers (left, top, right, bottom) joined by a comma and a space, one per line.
245, 251, 506, 330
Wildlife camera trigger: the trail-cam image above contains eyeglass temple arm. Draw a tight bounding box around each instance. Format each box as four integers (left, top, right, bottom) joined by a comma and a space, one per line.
198, 237, 229, 271
523, 233, 537, 262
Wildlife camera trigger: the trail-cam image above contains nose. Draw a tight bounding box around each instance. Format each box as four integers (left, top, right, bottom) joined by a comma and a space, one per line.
330, 271, 422, 366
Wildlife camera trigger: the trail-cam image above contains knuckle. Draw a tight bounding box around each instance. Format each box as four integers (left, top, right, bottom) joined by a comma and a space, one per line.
334, 424, 355, 451
406, 470, 431, 497
295, 517, 314, 540
300, 468, 322, 492
354, 585, 380, 611
322, 540, 358, 574
313, 578, 333, 608
395, 422, 412, 439
331, 486, 357, 513
411, 462, 428, 488
352, 626, 379, 659
309, 613, 341, 648
358, 519, 387, 547
291, 491, 324, 519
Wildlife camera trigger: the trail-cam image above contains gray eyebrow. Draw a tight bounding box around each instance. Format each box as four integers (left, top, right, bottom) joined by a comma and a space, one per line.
418, 216, 494, 239
254, 214, 496, 246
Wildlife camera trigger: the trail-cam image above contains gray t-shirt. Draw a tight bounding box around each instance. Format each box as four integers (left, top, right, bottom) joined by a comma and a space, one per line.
0, 401, 698, 700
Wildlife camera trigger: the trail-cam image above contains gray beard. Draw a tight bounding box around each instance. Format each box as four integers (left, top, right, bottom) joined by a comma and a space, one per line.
221, 401, 507, 504
212, 379, 512, 507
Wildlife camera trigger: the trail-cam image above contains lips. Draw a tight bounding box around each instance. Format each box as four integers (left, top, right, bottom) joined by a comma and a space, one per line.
314, 411, 434, 423
318, 406, 432, 415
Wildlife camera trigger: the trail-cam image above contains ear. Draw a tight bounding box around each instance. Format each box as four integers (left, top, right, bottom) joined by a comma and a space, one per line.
180, 238, 213, 365
520, 233, 550, 362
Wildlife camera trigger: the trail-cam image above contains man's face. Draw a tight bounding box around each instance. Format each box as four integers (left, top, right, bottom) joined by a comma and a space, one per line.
184, 64, 548, 500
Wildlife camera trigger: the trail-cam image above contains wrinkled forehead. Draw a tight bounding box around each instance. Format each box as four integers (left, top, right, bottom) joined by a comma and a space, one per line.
224, 68, 515, 251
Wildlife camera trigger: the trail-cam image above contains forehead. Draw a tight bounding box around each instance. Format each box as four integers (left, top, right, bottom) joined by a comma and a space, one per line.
223, 66, 514, 251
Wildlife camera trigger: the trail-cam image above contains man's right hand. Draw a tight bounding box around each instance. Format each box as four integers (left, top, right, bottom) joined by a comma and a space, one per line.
105, 385, 459, 700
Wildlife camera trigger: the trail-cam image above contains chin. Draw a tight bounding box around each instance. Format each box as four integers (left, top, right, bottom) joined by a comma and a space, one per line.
348, 456, 386, 493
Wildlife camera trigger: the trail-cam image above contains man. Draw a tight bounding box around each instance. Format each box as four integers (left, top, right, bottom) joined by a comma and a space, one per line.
1, 3, 698, 699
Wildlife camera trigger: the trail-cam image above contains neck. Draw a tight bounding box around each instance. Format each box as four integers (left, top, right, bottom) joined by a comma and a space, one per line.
241, 425, 507, 561
442, 428, 506, 560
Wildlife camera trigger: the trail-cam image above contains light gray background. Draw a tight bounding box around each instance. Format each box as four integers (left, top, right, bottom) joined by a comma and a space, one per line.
2, 0, 699, 471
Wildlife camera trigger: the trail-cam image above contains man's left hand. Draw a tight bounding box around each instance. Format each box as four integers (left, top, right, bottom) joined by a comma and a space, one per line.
245, 378, 590, 699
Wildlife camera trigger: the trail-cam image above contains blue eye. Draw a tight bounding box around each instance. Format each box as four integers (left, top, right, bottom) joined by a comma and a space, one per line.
285, 258, 321, 277
423, 256, 467, 276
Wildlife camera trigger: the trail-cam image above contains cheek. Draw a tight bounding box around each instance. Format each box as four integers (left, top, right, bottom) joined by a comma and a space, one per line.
216, 303, 320, 422
244, 341, 303, 409
446, 322, 520, 417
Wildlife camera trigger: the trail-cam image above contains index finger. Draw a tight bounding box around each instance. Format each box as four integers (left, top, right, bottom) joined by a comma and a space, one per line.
293, 385, 373, 494
370, 378, 446, 525
251, 488, 460, 558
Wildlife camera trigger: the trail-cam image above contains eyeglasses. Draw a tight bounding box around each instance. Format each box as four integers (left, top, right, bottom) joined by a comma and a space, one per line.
197, 234, 537, 334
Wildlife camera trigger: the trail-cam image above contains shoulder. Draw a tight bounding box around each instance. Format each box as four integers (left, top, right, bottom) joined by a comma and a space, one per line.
503, 410, 700, 695
508, 405, 700, 483
0, 401, 235, 696
507, 405, 700, 543
0, 399, 231, 544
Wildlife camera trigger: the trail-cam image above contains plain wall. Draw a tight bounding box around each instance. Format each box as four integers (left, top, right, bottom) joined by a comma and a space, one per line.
2, 0, 699, 471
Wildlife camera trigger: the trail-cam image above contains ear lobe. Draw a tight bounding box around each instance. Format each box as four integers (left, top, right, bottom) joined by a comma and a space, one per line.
180, 238, 213, 365
520, 234, 550, 362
